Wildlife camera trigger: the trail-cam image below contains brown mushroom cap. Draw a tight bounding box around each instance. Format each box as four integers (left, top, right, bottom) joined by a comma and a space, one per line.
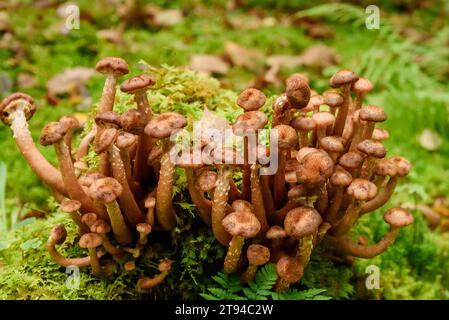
359, 105, 387, 123
50, 224, 67, 245
295, 147, 319, 162
78, 173, 105, 187
195, 170, 218, 192
94, 127, 118, 154
59, 115, 80, 130
347, 179, 377, 201
286, 73, 309, 85
351, 77, 373, 93
266, 225, 287, 240
287, 184, 308, 199
231, 200, 255, 213
79, 232, 103, 248
81, 212, 98, 227
285, 74, 311, 109
95, 111, 122, 128
357, 139, 386, 158
329, 69, 359, 88
232, 111, 268, 136
39, 121, 68, 146
237, 88, 266, 111
330, 166, 353, 187
212, 147, 244, 166
310, 94, 324, 107
175, 149, 206, 169
296, 151, 334, 185
115, 132, 137, 150
60, 199, 81, 213
144, 196, 156, 209
144, 112, 187, 139
320, 136, 344, 153
372, 127, 389, 141
390, 156, 411, 176
120, 74, 155, 94
323, 90, 344, 108
88, 177, 123, 203
312, 112, 335, 128
0, 92, 36, 125
284, 207, 323, 238
95, 57, 129, 77
246, 244, 270, 266
291, 116, 316, 132
273, 124, 297, 149
222, 211, 261, 238
383, 207, 414, 228
120, 109, 146, 135
136, 222, 152, 235
374, 158, 398, 177
276, 256, 303, 283
90, 219, 111, 234
339, 151, 364, 169
159, 259, 173, 272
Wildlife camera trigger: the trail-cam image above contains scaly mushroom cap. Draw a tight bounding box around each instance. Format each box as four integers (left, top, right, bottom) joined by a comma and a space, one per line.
232, 111, 268, 136
0, 92, 36, 125
79, 232, 103, 249
320, 136, 344, 153
95, 57, 129, 77
390, 156, 411, 177
95, 111, 122, 128
120, 74, 155, 94
94, 127, 118, 154
310, 94, 324, 108
351, 77, 373, 93
374, 158, 398, 177
159, 259, 173, 272
359, 105, 387, 123
237, 88, 266, 111
144, 112, 187, 139
338, 151, 364, 169
247, 244, 270, 266
50, 224, 67, 245
120, 109, 146, 135
384, 207, 414, 228
144, 196, 156, 209
212, 147, 244, 166
88, 177, 123, 203
372, 127, 389, 141
323, 90, 344, 108
273, 124, 297, 149
295, 147, 319, 162
329, 69, 359, 88
59, 115, 80, 130
81, 212, 98, 227
276, 256, 303, 283
115, 132, 137, 150
287, 185, 307, 199
357, 139, 386, 158
222, 211, 261, 238
39, 121, 68, 146
285, 74, 311, 109
291, 116, 316, 132
284, 207, 322, 238
286, 73, 309, 85
266, 225, 287, 240
296, 150, 334, 185
231, 200, 255, 213
175, 149, 206, 169
136, 223, 152, 235
90, 219, 111, 234
330, 166, 353, 187
347, 179, 377, 201
78, 172, 105, 187
195, 170, 218, 192
60, 199, 81, 213
312, 112, 335, 128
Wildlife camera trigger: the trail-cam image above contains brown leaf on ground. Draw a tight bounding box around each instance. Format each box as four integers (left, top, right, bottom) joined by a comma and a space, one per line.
97, 28, 124, 44
264, 55, 303, 85
46, 67, 95, 104
224, 41, 264, 70
189, 54, 229, 75
144, 6, 183, 27
298, 44, 340, 69
17, 73, 37, 89
418, 129, 442, 151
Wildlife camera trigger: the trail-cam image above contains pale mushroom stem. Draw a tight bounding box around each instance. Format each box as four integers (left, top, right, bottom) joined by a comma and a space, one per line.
242, 136, 251, 201
87, 247, 103, 276
186, 169, 212, 225
326, 187, 345, 224
260, 175, 276, 224
250, 164, 269, 235
75, 128, 96, 160
10, 110, 66, 195
104, 201, 133, 245
47, 237, 98, 268
360, 177, 398, 214
211, 167, 232, 246
274, 149, 287, 209
333, 85, 351, 136
331, 200, 364, 236
223, 235, 244, 273
99, 74, 117, 113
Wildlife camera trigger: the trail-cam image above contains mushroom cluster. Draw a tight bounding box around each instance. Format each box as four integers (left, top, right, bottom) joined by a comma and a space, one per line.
0, 58, 413, 293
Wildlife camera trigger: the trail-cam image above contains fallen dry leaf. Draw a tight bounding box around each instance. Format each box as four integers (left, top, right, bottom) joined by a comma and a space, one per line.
264, 55, 303, 85
298, 44, 340, 69
189, 54, 229, 75
17, 72, 37, 89
224, 41, 263, 71
145, 6, 183, 27
418, 128, 442, 151
97, 28, 124, 44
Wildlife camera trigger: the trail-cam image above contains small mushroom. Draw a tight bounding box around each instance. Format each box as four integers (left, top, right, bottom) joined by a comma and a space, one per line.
241, 244, 270, 284
136, 223, 152, 247
137, 259, 173, 291
266, 226, 287, 249
359, 105, 387, 140
274, 256, 303, 292
96, 57, 129, 113
326, 166, 352, 224
357, 139, 386, 179
285, 74, 311, 110
60, 199, 89, 234
312, 111, 335, 145
351, 77, 373, 111
90, 219, 124, 259
291, 116, 315, 148
79, 233, 104, 276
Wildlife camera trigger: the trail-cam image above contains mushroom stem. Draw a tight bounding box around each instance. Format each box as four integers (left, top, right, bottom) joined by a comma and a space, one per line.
297, 234, 314, 267
315, 183, 328, 215
155, 140, 177, 230
326, 187, 344, 224
333, 85, 351, 136
137, 260, 172, 291
241, 264, 258, 284
100, 237, 124, 259
104, 201, 133, 245
275, 200, 298, 225
9, 110, 66, 195
87, 247, 103, 276
331, 199, 364, 236
109, 145, 144, 226
186, 169, 212, 225
211, 167, 232, 246
360, 177, 398, 214
274, 149, 287, 209
46, 237, 102, 268
250, 164, 269, 236
75, 128, 96, 160
229, 180, 242, 203
242, 136, 251, 201
119, 144, 141, 196
99, 74, 117, 113
223, 235, 244, 273
260, 174, 276, 224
